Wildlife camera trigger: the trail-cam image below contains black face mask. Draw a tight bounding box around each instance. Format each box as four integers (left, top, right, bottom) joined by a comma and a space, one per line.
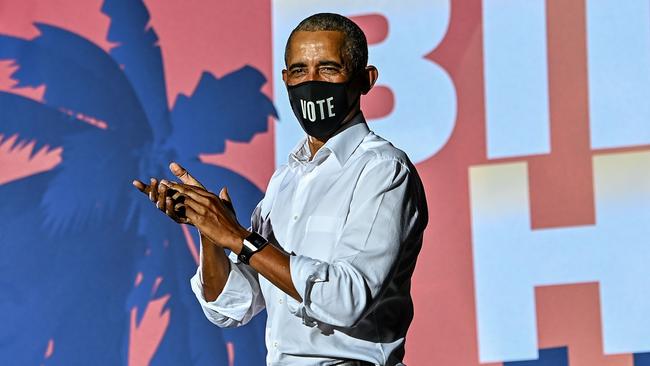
287, 80, 357, 139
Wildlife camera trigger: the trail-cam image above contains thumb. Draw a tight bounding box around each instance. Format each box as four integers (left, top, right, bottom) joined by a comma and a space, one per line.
219, 187, 231, 203
219, 187, 236, 215
169, 162, 204, 188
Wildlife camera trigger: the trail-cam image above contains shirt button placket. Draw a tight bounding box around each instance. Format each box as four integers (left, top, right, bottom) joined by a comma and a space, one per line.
288, 167, 312, 252
288, 175, 306, 242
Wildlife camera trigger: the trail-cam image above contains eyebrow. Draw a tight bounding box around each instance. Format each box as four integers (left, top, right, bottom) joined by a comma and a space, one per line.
287, 60, 344, 71
288, 62, 308, 71
317, 60, 344, 68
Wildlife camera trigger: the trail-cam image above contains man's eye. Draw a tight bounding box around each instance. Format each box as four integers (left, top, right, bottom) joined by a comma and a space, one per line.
292, 68, 306, 75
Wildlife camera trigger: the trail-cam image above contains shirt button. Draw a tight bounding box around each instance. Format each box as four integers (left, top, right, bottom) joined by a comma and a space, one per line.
293, 215, 298, 221
278, 298, 283, 304
273, 341, 279, 348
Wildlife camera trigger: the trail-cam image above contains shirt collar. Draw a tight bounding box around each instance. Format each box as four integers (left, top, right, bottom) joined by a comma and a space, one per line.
288, 112, 370, 167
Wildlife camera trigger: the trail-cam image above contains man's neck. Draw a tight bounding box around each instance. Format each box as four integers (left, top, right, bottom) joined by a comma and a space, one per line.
307, 136, 326, 158
306, 107, 361, 160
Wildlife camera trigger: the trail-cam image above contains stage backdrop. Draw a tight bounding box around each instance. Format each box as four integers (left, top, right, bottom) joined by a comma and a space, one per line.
1, 0, 649, 365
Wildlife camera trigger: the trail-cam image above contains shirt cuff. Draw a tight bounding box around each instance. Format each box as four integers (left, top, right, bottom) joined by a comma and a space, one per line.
190, 253, 253, 323
289, 254, 328, 319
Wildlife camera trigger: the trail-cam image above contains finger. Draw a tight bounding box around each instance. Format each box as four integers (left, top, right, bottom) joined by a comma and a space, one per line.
173, 203, 194, 225
176, 194, 207, 214
160, 182, 212, 205
165, 188, 184, 203
132, 180, 148, 194
219, 187, 231, 203
181, 204, 200, 226
149, 178, 158, 202
219, 187, 236, 215
157, 182, 168, 210
165, 196, 174, 216
173, 202, 186, 214
169, 162, 205, 189
175, 188, 211, 207
165, 183, 212, 199
165, 197, 185, 223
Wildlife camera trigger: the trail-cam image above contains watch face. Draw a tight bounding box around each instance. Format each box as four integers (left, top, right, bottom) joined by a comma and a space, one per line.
246, 232, 268, 249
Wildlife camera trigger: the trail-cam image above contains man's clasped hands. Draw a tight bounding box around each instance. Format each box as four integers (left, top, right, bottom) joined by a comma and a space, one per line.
131, 162, 251, 252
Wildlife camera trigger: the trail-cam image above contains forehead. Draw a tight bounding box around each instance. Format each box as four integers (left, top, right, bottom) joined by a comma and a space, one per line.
286, 30, 346, 63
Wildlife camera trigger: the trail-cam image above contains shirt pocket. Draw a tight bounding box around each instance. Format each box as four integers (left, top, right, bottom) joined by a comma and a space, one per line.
301, 215, 345, 261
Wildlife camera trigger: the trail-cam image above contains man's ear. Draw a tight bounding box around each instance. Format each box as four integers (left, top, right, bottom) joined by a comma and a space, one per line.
360, 65, 379, 95
282, 69, 288, 85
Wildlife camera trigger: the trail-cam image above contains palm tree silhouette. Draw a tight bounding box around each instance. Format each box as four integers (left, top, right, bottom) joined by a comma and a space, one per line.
0, 0, 275, 364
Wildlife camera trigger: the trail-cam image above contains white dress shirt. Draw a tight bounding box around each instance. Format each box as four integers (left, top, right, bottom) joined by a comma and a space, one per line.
190, 113, 428, 365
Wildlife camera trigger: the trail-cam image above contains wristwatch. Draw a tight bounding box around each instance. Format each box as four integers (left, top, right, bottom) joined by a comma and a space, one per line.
237, 232, 268, 264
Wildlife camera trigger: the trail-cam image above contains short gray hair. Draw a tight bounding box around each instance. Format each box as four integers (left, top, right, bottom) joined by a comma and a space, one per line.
285, 13, 368, 75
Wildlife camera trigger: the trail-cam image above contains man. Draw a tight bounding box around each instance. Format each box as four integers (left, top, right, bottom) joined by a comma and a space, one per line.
134, 13, 428, 366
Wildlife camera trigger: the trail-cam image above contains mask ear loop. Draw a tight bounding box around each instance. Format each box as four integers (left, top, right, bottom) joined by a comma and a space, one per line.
334, 84, 363, 138
344, 70, 364, 112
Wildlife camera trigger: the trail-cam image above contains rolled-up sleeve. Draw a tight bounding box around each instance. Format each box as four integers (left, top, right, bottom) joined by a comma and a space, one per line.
190, 201, 268, 327
190, 251, 265, 327
288, 158, 424, 327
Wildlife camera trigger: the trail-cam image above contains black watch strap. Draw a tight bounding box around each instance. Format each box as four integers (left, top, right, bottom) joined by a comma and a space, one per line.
237, 232, 268, 265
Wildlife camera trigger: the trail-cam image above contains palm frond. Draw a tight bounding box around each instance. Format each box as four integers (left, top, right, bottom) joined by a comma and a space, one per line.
169, 66, 277, 158
40, 130, 139, 234
0, 91, 94, 156
102, 0, 172, 144
0, 25, 152, 147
